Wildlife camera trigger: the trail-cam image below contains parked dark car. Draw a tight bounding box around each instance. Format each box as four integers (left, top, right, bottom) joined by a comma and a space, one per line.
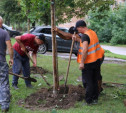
2, 24, 21, 37
30, 26, 79, 56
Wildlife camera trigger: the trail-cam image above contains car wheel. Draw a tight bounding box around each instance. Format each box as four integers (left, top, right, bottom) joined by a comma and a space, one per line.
38, 44, 47, 54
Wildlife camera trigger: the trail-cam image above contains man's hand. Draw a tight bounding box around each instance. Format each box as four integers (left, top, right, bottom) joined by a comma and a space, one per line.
33, 63, 36, 67
79, 63, 84, 70
21, 47, 26, 52
53, 27, 59, 33
72, 34, 77, 41
9, 59, 13, 66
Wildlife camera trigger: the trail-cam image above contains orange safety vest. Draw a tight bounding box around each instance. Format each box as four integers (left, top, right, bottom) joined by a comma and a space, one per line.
77, 29, 104, 64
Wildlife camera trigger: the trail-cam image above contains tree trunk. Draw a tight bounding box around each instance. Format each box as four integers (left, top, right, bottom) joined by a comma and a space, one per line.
51, 0, 59, 95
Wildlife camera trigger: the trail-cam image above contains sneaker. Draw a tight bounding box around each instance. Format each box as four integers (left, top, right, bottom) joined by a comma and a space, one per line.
2, 108, 9, 112
12, 85, 19, 90
26, 84, 33, 88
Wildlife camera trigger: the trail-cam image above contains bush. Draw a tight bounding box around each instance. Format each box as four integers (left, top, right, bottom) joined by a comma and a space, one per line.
87, 4, 126, 45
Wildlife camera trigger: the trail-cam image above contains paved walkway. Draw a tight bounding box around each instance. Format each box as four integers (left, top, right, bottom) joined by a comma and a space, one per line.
101, 45, 126, 55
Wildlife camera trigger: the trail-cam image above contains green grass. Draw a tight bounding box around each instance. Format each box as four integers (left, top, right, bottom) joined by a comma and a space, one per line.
101, 43, 126, 47
5, 54, 126, 113
10, 37, 16, 45
105, 50, 126, 60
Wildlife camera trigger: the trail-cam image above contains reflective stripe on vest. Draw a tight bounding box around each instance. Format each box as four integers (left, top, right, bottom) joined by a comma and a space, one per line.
88, 42, 99, 49
88, 47, 100, 55
79, 42, 100, 55
78, 47, 101, 55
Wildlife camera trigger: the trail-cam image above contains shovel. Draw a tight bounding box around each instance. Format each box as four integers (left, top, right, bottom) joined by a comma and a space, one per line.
25, 52, 51, 86
64, 32, 76, 88
9, 72, 37, 82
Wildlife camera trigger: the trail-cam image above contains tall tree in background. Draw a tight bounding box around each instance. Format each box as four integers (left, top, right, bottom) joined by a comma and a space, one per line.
0, 0, 114, 31
0, 0, 26, 30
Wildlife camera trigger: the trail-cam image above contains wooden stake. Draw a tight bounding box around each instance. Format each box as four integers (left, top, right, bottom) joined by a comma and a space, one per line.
51, 0, 59, 95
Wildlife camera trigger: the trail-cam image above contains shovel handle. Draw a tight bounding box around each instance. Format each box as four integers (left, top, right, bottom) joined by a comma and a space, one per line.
25, 52, 50, 86
9, 72, 25, 79
9, 72, 37, 82
64, 32, 75, 87
25, 52, 35, 64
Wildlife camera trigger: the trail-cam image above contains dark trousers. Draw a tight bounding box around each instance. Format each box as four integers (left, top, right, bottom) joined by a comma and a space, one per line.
82, 60, 100, 104
12, 50, 31, 86
0, 61, 10, 110
98, 56, 104, 81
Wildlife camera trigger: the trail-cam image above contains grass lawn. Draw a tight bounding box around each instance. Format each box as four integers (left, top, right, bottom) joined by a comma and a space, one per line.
104, 50, 126, 60
5, 54, 126, 113
101, 43, 126, 47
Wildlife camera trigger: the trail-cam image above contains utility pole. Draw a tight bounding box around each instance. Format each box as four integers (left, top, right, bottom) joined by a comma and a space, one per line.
51, 0, 59, 95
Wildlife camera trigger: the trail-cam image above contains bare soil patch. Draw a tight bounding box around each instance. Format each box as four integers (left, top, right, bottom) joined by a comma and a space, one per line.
18, 85, 85, 111
9, 66, 51, 75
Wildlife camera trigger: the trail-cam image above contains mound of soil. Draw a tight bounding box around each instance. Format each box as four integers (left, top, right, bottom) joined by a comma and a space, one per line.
9, 66, 50, 75
18, 85, 85, 111
30, 66, 50, 74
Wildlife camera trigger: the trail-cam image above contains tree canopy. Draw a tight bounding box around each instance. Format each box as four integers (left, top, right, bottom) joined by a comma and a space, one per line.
87, 3, 126, 45
0, 0, 114, 29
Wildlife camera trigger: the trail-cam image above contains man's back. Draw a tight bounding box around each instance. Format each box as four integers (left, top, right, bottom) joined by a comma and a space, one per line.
0, 28, 10, 61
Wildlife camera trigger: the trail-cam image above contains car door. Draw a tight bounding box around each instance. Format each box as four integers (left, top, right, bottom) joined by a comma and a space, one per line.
56, 35, 64, 51
62, 39, 71, 52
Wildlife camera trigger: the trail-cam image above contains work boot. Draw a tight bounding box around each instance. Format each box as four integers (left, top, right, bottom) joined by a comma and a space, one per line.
12, 84, 19, 90
26, 84, 33, 88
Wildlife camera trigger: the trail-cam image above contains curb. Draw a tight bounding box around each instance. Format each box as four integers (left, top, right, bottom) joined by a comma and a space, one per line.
104, 57, 126, 62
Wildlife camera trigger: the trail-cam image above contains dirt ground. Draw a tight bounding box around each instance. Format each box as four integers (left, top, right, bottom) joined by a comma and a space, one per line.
18, 85, 85, 111
9, 66, 50, 75
17, 61, 125, 111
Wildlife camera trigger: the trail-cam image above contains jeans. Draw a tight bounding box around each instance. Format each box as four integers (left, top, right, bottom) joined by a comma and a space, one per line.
0, 61, 10, 110
12, 50, 31, 86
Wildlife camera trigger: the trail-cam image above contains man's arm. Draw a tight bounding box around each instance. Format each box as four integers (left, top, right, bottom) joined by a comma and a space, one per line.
32, 53, 37, 67
6, 40, 13, 66
15, 36, 26, 52
56, 28, 72, 40
54, 27, 80, 42
79, 41, 88, 70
